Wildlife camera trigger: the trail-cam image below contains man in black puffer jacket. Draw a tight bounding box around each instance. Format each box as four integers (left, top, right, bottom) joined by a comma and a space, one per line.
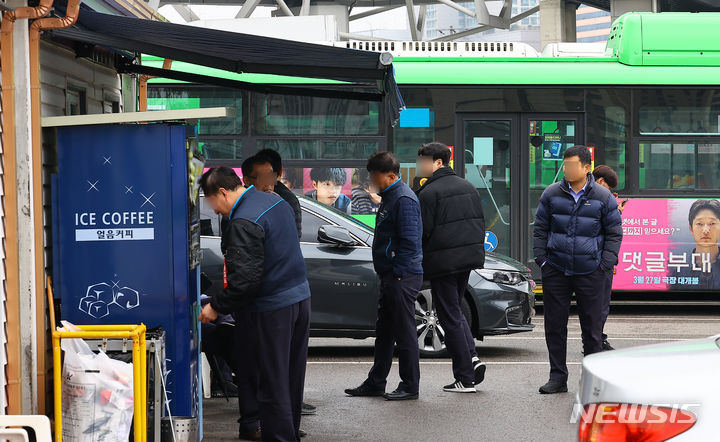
415, 142, 487, 393
533, 146, 622, 395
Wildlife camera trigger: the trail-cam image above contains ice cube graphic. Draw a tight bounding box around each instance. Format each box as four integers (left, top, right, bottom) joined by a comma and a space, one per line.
80, 281, 141, 317
79, 282, 112, 315
88, 300, 110, 319
113, 287, 140, 310
78, 296, 96, 314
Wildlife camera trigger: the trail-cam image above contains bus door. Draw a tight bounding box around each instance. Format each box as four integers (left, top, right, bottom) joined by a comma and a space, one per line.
455, 113, 583, 280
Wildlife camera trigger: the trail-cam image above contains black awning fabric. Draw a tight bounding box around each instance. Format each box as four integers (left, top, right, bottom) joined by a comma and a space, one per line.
50, 6, 405, 124
124, 63, 385, 102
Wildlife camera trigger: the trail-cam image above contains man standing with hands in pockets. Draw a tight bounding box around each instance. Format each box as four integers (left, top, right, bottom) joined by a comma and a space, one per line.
345, 152, 424, 401
533, 146, 622, 395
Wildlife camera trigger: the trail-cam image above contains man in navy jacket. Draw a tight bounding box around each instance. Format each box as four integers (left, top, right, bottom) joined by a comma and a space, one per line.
345, 152, 424, 401
533, 146, 622, 395
199, 167, 311, 441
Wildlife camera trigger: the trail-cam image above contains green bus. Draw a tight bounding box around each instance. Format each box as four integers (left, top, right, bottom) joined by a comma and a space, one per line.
147, 12, 720, 296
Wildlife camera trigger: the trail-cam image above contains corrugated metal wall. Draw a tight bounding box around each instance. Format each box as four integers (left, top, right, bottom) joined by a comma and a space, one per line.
0, 44, 7, 415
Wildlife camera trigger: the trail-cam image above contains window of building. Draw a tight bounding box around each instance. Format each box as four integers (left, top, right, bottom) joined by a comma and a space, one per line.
66, 85, 87, 115
103, 96, 120, 113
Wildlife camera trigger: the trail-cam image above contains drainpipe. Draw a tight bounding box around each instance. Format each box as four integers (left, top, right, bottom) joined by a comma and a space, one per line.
138, 58, 172, 111
0, 0, 53, 415
28, 0, 79, 416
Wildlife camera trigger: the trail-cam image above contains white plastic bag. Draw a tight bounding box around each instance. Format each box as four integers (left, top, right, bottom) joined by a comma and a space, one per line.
60, 321, 135, 442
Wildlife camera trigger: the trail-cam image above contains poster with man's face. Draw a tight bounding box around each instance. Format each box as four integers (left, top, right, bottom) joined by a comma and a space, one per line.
280, 167, 380, 217
613, 198, 720, 291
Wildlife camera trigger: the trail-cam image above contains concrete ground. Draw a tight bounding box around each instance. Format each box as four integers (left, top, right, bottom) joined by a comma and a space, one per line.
201, 305, 720, 441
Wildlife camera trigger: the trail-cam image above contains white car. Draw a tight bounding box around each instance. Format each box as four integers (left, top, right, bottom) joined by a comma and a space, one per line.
575, 334, 720, 441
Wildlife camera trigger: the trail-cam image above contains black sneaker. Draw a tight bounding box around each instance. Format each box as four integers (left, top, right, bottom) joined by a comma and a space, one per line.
472, 358, 486, 385
443, 381, 476, 393
301, 402, 316, 415
345, 383, 385, 397
538, 380, 568, 394
602, 339, 615, 351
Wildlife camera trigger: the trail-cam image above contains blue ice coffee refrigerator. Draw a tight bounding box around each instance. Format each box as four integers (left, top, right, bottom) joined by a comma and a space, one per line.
52, 123, 205, 435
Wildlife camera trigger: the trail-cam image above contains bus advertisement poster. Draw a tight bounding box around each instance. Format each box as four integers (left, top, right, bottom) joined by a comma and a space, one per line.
542, 133, 564, 161
613, 198, 720, 291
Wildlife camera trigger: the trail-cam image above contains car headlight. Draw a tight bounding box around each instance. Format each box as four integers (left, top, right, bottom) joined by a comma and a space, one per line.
477, 269, 524, 285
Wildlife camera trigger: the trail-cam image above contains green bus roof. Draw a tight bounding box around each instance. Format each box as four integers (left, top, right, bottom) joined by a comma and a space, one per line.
145, 12, 720, 87
607, 12, 720, 66
145, 56, 720, 86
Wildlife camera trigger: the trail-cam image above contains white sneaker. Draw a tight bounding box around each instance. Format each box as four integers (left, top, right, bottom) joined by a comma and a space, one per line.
443, 381, 477, 393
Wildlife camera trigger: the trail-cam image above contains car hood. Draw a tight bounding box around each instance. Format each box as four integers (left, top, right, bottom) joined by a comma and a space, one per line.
483, 252, 531, 273
579, 334, 720, 412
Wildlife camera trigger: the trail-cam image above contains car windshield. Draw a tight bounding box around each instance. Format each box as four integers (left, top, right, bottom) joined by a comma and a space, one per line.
297, 195, 375, 235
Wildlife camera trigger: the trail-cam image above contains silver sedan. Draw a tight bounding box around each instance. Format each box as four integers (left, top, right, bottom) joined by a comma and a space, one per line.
575, 334, 720, 441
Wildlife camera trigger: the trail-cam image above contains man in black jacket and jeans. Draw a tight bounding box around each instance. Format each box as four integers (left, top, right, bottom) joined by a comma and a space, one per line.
416, 142, 487, 393
533, 146, 622, 395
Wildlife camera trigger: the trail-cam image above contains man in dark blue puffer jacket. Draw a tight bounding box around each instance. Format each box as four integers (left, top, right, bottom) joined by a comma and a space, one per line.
345, 152, 424, 401
533, 146, 622, 395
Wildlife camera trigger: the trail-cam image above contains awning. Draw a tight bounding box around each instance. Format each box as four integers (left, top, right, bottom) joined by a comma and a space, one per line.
50, 4, 405, 124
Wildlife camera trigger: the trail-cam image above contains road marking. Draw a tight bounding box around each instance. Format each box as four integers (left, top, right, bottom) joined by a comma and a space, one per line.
533, 317, 720, 322
307, 361, 583, 365
484, 337, 694, 341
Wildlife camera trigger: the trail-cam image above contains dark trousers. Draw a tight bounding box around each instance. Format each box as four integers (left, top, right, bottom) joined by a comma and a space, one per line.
542, 265, 608, 382
431, 271, 476, 385
250, 298, 310, 442
234, 310, 260, 433
602, 271, 614, 341
202, 321, 236, 385
367, 273, 423, 394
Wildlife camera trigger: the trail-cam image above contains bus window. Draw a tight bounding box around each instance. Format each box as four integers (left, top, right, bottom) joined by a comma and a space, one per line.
639, 143, 720, 190
637, 89, 720, 136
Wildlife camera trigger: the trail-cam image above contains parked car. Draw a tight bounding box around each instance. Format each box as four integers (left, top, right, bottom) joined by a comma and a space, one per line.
200, 194, 535, 357
576, 334, 720, 441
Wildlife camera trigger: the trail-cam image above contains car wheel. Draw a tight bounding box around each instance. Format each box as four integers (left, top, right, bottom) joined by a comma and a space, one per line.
415, 288, 475, 358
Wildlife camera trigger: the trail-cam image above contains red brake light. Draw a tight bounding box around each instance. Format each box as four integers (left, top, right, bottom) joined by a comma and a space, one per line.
578, 403, 697, 442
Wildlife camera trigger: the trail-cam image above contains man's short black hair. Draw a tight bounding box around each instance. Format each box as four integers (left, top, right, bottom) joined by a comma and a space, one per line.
417, 142, 451, 166
246, 153, 280, 176
366, 152, 400, 175
200, 167, 243, 196
241, 156, 254, 178
310, 167, 347, 186
563, 145, 592, 166
256, 148, 283, 174
688, 199, 720, 226
592, 165, 619, 189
